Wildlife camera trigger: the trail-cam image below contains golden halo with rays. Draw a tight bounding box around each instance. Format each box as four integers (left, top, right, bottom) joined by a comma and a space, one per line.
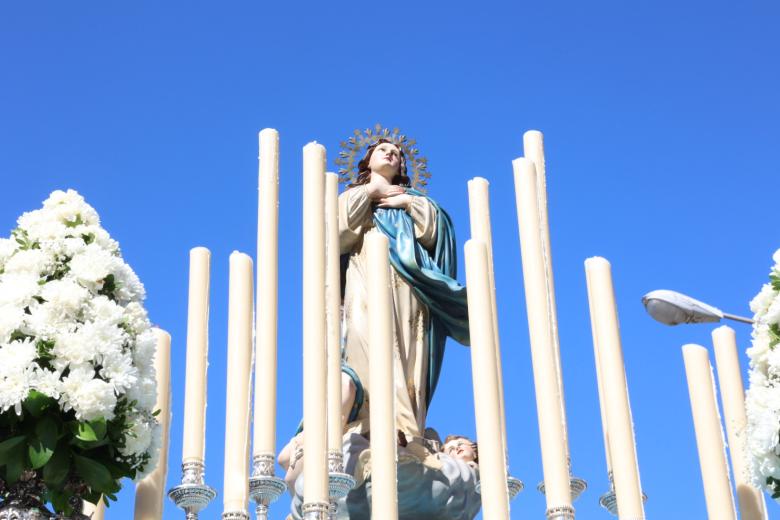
334, 124, 431, 193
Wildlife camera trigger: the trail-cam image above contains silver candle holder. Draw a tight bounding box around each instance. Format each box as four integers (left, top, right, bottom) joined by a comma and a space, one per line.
301, 501, 330, 520
536, 474, 587, 502
248, 453, 286, 520
168, 461, 217, 520
545, 504, 576, 520
221, 512, 249, 520
326, 450, 355, 520
598, 472, 648, 517
474, 475, 525, 501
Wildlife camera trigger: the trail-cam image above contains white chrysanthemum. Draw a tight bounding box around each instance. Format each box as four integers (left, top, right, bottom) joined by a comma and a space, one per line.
69, 243, 118, 289
0, 369, 33, 414
100, 350, 138, 392
0, 272, 41, 308
0, 339, 38, 376
0, 339, 39, 414
0, 238, 17, 268
86, 295, 124, 326
751, 284, 777, 315
53, 320, 128, 367
84, 227, 119, 253
120, 416, 153, 458
3, 249, 50, 276
132, 329, 157, 365
128, 372, 157, 411
2, 189, 159, 486
0, 305, 26, 344
136, 420, 162, 479
773, 249, 780, 268
765, 299, 780, 326
113, 262, 146, 303
60, 365, 117, 421
24, 301, 71, 341
30, 367, 62, 400
41, 189, 100, 228
40, 279, 89, 316
39, 237, 87, 261
123, 302, 151, 335
17, 210, 68, 243
746, 250, 780, 495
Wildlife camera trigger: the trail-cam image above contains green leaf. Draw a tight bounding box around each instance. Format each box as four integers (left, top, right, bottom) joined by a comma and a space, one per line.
98, 274, 117, 300
0, 435, 26, 465
63, 213, 84, 228
771, 273, 780, 292
88, 419, 107, 441
28, 440, 54, 469
5, 447, 27, 484
23, 390, 54, 418
43, 442, 71, 490
769, 323, 780, 350
73, 454, 114, 494
71, 421, 99, 442
48, 490, 71, 514
28, 416, 59, 469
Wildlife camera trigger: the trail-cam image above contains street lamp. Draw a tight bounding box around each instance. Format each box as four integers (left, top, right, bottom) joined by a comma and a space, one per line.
641, 290, 753, 326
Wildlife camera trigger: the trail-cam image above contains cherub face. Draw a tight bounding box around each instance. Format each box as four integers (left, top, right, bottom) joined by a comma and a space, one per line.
444, 437, 477, 463
368, 142, 401, 176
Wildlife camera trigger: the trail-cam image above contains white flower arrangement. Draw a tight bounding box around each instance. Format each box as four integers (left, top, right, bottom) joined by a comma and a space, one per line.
0, 189, 159, 513
745, 248, 780, 500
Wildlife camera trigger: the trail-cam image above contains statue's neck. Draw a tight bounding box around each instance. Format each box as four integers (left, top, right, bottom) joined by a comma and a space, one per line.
369, 171, 395, 185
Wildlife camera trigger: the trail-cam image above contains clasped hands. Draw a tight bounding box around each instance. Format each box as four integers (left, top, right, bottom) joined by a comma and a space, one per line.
366, 180, 413, 210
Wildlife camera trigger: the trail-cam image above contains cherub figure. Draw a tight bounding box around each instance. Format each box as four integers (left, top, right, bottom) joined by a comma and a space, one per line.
442, 434, 479, 468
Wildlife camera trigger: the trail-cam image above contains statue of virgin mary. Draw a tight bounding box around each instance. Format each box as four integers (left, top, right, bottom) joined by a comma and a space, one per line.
337, 133, 470, 444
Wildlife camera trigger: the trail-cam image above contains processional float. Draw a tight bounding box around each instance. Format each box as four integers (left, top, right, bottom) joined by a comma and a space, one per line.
157, 126, 629, 520
143, 126, 766, 520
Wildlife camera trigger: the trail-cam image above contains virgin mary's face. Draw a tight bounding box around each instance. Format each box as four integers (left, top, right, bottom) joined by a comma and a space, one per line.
368, 142, 401, 177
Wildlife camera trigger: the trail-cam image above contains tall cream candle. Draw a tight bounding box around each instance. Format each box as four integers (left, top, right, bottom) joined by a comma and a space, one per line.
466, 178, 508, 465
182, 247, 211, 464
584, 257, 645, 519
134, 329, 172, 520
682, 344, 737, 520
302, 142, 329, 506
523, 130, 571, 461
464, 240, 510, 520
366, 233, 398, 519
82, 499, 105, 520
325, 172, 343, 454
584, 267, 613, 474
512, 157, 572, 511
254, 128, 280, 457
712, 326, 767, 520
222, 252, 254, 514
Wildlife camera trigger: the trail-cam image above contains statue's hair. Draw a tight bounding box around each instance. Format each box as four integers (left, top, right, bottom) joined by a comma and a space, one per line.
349, 138, 410, 188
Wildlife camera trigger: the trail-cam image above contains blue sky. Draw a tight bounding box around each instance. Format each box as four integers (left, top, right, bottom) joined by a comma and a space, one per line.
2, 1, 779, 518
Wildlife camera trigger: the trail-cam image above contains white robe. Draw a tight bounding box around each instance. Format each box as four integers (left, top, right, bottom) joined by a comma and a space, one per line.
339, 185, 438, 440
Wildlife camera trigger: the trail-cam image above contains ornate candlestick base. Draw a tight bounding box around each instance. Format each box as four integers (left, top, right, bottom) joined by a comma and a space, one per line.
506, 476, 524, 500
598, 486, 648, 516
327, 451, 355, 520
474, 475, 524, 501
167, 461, 217, 520
301, 501, 330, 520
220, 512, 249, 520
545, 505, 575, 520
248, 454, 286, 520
536, 475, 587, 501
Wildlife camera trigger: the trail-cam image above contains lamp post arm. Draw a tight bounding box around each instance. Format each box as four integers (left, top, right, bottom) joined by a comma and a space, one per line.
721, 312, 754, 325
